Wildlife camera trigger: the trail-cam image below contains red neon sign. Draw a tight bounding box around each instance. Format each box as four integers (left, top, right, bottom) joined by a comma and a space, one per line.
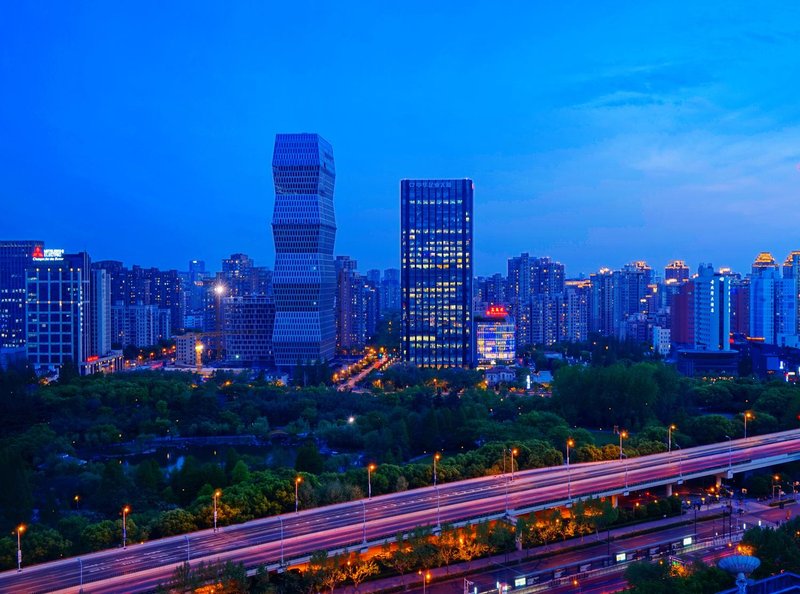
86, 355, 99, 362
32, 245, 44, 259
485, 305, 508, 317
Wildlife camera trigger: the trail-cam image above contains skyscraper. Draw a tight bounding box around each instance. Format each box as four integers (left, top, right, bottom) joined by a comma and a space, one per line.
401, 179, 473, 367
749, 252, 798, 346
26, 251, 92, 373
272, 133, 337, 367
693, 264, 730, 351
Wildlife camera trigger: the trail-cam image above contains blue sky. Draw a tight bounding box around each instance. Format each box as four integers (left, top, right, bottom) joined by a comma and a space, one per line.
2, 2, 799, 276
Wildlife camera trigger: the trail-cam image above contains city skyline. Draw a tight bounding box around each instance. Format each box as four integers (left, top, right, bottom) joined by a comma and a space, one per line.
3, 3, 800, 276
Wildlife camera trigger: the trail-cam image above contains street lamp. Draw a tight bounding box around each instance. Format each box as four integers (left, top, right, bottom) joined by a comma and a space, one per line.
122, 505, 130, 550
213, 489, 221, 532
418, 570, 431, 594
295, 477, 302, 513
668, 425, 677, 453
510, 448, 518, 482
619, 430, 628, 461
435, 485, 442, 532
744, 412, 754, 438
367, 464, 376, 499
74, 494, 80, 510
566, 438, 575, 500
433, 453, 441, 486
361, 500, 368, 545
278, 515, 284, 566
773, 474, 782, 500
15, 524, 25, 572
724, 435, 732, 471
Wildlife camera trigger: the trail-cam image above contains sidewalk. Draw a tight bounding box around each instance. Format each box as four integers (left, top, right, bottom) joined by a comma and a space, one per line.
334, 505, 728, 593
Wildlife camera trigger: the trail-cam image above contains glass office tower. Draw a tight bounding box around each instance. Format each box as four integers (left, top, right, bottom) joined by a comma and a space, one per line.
271, 133, 337, 367
401, 179, 473, 367
0, 240, 44, 348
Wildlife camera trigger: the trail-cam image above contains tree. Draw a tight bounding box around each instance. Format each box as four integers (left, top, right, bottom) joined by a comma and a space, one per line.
295, 441, 324, 474
380, 535, 416, 584
344, 556, 379, 592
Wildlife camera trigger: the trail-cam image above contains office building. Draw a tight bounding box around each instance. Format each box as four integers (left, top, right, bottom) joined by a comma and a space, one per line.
223, 295, 275, 366
475, 305, 515, 367
25, 251, 91, 373
272, 133, 337, 366
0, 240, 44, 348
401, 179, 473, 367
693, 264, 730, 351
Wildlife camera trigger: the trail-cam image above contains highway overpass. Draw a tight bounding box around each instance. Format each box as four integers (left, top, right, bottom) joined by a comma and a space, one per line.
3, 429, 800, 594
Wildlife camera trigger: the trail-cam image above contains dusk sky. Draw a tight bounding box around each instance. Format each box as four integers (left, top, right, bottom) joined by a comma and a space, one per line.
2, 2, 799, 277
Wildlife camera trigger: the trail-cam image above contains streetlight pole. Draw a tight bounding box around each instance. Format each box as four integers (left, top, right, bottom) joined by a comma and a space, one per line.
78, 557, 83, 593
295, 477, 302, 513
433, 453, 441, 486
504, 473, 510, 515
435, 485, 441, 532
566, 438, 574, 500
122, 506, 130, 550
279, 515, 284, 566
619, 430, 627, 461
361, 500, 368, 545
510, 448, 518, 482
744, 412, 753, 438
725, 435, 732, 471
213, 489, 221, 532
184, 535, 190, 562
367, 464, 376, 499
16, 524, 24, 572
668, 425, 676, 453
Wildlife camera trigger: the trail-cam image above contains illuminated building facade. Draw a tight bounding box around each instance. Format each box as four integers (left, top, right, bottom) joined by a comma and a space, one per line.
401, 179, 473, 367
693, 263, 731, 351
475, 306, 515, 367
272, 133, 337, 366
223, 295, 275, 366
0, 240, 43, 348
25, 251, 92, 373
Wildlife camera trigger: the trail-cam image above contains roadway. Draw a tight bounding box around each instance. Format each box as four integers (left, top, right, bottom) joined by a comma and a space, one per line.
405, 502, 794, 593
3, 429, 799, 594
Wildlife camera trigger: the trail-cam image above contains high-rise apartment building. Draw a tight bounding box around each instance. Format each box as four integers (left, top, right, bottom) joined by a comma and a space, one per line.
783, 251, 800, 336
749, 252, 798, 346
381, 268, 401, 313
589, 268, 614, 336
272, 133, 337, 366
401, 179, 473, 367
665, 260, 690, 284
507, 253, 532, 347
0, 240, 44, 348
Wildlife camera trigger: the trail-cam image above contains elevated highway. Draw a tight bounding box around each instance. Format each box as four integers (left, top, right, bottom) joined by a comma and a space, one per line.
4, 429, 800, 593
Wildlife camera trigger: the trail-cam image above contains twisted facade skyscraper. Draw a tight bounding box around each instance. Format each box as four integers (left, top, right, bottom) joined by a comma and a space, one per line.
271, 134, 336, 366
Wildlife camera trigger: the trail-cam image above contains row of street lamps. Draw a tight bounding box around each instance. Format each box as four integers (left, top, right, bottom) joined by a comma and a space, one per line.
12, 414, 760, 576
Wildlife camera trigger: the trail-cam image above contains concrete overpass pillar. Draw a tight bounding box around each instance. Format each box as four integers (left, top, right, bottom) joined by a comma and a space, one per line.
665, 484, 673, 497
611, 495, 618, 508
